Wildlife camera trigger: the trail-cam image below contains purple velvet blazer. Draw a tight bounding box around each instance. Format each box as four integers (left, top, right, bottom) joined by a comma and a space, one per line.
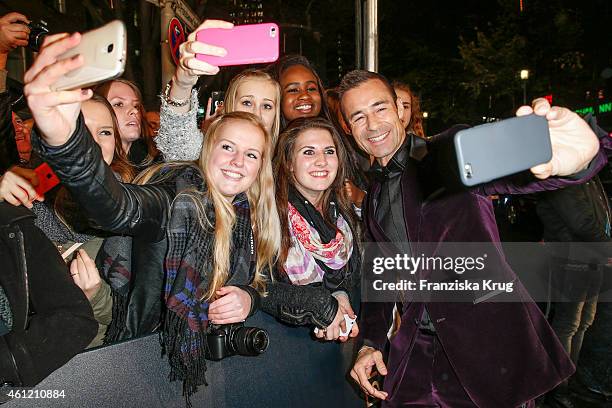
359, 123, 611, 407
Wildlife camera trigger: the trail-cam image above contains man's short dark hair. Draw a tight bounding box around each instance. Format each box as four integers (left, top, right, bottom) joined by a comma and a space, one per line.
337, 70, 397, 123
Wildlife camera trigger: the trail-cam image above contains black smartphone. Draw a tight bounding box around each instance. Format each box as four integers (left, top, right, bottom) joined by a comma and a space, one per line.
454, 114, 552, 186
209, 91, 225, 116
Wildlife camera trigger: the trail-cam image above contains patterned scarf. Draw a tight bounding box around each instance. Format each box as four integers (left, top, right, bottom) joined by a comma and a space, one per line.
285, 202, 353, 285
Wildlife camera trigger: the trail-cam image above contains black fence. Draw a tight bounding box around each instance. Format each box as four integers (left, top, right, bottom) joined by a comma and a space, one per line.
6, 312, 364, 407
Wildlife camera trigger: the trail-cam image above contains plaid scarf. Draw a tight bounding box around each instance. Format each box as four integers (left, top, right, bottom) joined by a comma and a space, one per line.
162, 191, 253, 406
285, 202, 353, 285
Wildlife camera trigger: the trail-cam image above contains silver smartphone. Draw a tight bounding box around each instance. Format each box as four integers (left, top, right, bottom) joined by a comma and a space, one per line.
52, 20, 126, 91
454, 114, 552, 186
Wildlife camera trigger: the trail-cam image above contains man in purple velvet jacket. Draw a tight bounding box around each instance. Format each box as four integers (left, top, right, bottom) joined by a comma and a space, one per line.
338, 70, 608, 408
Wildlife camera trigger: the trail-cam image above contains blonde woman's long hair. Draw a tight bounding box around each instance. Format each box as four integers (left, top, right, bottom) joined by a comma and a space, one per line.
144, 112, 280, 300
223, 69, 281, 147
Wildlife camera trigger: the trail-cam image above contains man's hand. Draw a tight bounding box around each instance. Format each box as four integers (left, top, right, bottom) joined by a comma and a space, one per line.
208, 286, 252, 324
24, 32, 93, 146
349, 347, 389, 400
0, 12, 29, 54
517, 98, 600, 179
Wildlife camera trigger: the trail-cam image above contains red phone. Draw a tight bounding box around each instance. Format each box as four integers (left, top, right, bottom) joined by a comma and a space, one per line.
195, 23, 279, 67
34, 162, 60, 196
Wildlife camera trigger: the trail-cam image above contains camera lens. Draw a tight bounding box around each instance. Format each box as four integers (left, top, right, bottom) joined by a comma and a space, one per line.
107, 44, 114, 53
232, 326, 269, 356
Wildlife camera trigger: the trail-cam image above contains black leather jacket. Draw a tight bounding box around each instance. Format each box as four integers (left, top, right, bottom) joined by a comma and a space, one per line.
0, 202, 96, 388
33, 115, 204, 340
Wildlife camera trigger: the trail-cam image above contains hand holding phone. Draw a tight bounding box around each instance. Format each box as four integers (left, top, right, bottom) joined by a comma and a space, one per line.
52, 20, 126, 91
172, 19, 234, 91
519, 98, 600, 179
454, 114, 552, 186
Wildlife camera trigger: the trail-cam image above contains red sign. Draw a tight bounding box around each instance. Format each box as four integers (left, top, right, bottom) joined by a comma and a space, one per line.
168, 18, 185, 66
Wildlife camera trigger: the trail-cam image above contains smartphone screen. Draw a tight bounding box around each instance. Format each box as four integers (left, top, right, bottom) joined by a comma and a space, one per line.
210, 91, 225, 116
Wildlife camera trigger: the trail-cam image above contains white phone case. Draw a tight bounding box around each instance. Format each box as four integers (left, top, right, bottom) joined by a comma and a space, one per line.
52, 20, 126, 91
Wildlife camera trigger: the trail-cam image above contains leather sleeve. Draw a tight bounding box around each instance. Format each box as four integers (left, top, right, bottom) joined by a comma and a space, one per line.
260, 279, 339, 328
32, 114, 174, 241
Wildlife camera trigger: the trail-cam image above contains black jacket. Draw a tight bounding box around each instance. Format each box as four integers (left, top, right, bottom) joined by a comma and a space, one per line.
0, 202, 97, 387
0, 90, 20, 173
33, 114, 342, 333
537, 175, 612, 263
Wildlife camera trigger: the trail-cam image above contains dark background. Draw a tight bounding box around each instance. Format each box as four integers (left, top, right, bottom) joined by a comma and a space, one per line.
2, 0, 611, 133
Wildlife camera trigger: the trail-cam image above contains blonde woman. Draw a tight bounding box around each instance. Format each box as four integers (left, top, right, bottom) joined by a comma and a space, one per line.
156, 20, 281, 161
24, 31, 280, 400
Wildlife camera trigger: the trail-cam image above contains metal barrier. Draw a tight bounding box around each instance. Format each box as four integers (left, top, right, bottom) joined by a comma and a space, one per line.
6, 312, 364, 407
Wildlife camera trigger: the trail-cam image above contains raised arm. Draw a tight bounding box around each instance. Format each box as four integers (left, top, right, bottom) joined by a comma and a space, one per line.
24, 32, 175, 240
156, 19, 231, 161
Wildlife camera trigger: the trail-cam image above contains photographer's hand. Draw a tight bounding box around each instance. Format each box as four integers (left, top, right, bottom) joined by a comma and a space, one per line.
208, 286, 251, 324
24, 32, 92, 146
0, 12, 30, 55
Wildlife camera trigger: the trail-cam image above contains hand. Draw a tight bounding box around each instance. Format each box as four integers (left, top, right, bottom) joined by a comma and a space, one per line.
208, 286, 251, 324
200, 97, 224, 133
314, 293, 359, 342
0, 12, 29, 54
24, 32, 93, 146
343, 178, 366, 208
0, 166, 43, 208
516, 98, 600, 179
70, 249, 102, 301
172, 19, 233, 90
350, 347, 388, 400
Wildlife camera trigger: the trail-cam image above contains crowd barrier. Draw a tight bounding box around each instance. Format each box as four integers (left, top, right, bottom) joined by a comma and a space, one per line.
6, 312, 364, 407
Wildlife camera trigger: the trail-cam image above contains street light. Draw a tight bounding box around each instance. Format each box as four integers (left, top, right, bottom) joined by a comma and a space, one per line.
520, 69, 529, 105
422, 111, 429, 119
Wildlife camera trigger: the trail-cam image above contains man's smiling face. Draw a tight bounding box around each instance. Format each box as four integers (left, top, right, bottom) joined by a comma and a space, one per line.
341, 78, 406, 166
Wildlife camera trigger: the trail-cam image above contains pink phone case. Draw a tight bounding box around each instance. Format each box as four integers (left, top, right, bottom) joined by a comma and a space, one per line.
195, 23, 279, 67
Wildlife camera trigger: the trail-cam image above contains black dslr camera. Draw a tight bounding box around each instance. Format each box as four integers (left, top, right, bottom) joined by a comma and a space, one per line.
26, 20, 49, 52
206, 322, 269, 361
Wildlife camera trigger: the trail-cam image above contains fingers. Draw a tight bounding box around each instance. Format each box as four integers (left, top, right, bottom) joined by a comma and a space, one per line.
515, 105, 533, 117
24, 32, 77, 83
187, 19, 234, 42
531, 98, 552, 116
0, 171, 39, 208
372, 351, 388, 375
26, 53, 85, 95
28, 89, 92, 113
349, 322, 359, 338
204, 97, 213, 119
352, 363, 383, 399
530, 161, 554, 179
208, 286, 249, 323
184, 39, 226, 58
2, 12, 29, 25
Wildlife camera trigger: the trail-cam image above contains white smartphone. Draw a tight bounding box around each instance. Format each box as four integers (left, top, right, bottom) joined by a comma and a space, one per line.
52, 20, 127, 91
